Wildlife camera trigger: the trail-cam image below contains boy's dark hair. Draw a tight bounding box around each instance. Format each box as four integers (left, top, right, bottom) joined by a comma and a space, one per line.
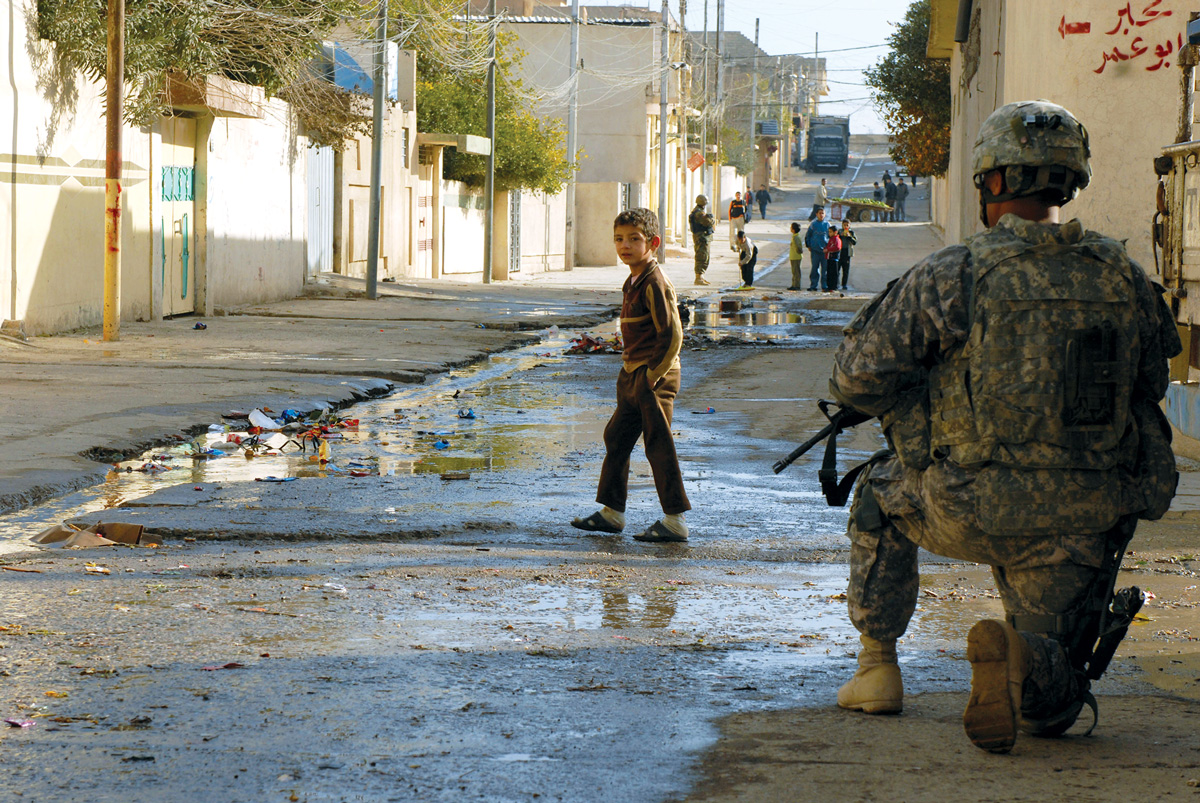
790, 222, 801, 232
614, 207, 659, 240
736, 230, 746, 240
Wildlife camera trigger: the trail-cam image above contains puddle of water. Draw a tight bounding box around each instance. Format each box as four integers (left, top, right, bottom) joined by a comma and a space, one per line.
0, 332, 606, 547
688, 298, 826, 343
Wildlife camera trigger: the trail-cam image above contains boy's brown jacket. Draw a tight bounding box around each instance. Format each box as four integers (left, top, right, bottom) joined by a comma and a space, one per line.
619, 260, 682, 386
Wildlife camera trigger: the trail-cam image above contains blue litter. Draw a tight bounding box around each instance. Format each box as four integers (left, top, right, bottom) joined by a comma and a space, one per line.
458, 409, 475, 419
692, 407, 716, 414
255, 476, 297, 483
433, 439, 450, 450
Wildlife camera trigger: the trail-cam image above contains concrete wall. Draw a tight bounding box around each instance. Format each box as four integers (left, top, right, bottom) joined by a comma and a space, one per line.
334, 51, 419, 280
441, 181, 487, 275
576, 182, 621, 266
506, 22, 656, 185
1, 16, 153, 334
933, 0, 1190, 271
2, 8, 320, 333
203, 104, 307, 309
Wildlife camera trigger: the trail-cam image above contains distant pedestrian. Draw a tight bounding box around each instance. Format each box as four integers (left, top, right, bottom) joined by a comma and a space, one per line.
788, 221, 804, 290
745, 186, 754, 221
871, 182, 884, 222
756, 184, 771, 219
728, 192, 747, 251
736, 230, 758, 289
884, 177, 898, 222
804, 207, 831, 290
688, 194, 715, 286
823, 226, 842, 292
809, 178, 829, 221
895, 178, 910, 221
837, 218, 856, 290
571, 208, 690, 543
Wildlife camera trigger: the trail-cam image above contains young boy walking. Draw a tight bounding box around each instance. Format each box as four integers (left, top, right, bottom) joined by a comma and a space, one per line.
571, 208, 691, 543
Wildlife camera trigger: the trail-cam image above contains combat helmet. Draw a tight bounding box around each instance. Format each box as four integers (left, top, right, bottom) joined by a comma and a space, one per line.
695, 194, 708, 206
971, 100, 1091, 217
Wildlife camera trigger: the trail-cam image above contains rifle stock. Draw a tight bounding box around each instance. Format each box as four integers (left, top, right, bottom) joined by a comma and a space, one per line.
772, 401, 871, 475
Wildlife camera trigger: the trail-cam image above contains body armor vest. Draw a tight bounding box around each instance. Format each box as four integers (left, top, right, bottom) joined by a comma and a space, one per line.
928, 225, 1139, 472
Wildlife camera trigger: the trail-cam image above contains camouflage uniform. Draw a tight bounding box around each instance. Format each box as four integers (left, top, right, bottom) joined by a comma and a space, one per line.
689, 203, 715, 277
831, 213, 1181, 725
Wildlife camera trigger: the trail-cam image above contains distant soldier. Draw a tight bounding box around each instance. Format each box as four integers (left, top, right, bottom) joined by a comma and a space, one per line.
689, 195, 715, 286
829, 101, 1181, 753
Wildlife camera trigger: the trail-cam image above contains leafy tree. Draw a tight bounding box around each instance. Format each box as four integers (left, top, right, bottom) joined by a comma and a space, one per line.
864, 0, 951, 176
412, 24, 571, 195
34, 0, 362, 142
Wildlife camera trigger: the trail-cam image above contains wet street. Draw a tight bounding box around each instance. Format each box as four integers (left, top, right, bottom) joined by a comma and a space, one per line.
3, 166, 1199, 802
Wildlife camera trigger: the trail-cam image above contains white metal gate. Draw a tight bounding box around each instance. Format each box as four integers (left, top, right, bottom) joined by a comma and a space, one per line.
508, 190, 522, 273
306, 145, 334, 277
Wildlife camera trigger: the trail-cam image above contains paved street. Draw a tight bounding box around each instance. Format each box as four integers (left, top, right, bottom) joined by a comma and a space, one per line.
1, 158, 1199, 802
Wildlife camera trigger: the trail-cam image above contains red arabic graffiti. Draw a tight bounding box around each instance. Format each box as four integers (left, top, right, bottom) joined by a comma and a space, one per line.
1059, 16, 1091, 38
1104, 0, 1172, 36
1065, 0, 1183, 74
1095, 32, 1182, 73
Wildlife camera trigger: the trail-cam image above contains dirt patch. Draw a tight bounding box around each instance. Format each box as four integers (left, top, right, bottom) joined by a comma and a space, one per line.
681, 694, 1200, 802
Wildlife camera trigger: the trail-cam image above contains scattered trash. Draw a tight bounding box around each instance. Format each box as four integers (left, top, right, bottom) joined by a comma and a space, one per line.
249, 409, 283, 431
458, 409, 476, 419
254, 476, 297, 483
32, 522, 162, 550
2, 566, 41, 573
433, 439, 450, 450
692, 407, 716, 414
121, 755, 156, 762
200, 662, 245, 671
4, 719, 35, 729
566, 332, 622, 355
85, 565, 111, 575
441, 471, 471, 481
192, 322, 207, 330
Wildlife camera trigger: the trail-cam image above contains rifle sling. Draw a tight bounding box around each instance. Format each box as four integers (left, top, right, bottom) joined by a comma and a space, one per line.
818, 423, 870, 507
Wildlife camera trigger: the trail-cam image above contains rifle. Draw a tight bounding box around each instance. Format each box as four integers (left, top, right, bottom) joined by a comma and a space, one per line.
773, 400, 873, 506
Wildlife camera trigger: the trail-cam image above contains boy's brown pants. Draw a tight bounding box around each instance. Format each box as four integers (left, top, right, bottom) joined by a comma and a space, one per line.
596, 366, 691, 516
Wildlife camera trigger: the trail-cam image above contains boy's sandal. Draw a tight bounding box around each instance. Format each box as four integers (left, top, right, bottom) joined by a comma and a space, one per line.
571, 511, 623, 534
633, 520, 687, 543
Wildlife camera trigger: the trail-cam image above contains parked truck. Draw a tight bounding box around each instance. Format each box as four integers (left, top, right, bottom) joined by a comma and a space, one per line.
1153, 16, 1200, 442
804, 116, 850, 172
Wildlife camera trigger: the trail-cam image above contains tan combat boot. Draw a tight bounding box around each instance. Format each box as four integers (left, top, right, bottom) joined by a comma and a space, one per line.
963, 619, 1032, 754
837, 635, 903, 714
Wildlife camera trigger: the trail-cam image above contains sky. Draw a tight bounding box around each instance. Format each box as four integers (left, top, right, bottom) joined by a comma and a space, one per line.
582, 0, 916, 134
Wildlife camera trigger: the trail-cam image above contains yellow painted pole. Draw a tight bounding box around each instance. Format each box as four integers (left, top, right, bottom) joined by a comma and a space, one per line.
103, 0, 124, 341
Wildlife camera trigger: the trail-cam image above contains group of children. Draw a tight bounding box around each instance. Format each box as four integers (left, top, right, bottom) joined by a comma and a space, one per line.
790, 212, 856, 292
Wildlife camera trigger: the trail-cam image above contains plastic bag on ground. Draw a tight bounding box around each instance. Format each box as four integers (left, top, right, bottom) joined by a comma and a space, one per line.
249, 409, 283, 430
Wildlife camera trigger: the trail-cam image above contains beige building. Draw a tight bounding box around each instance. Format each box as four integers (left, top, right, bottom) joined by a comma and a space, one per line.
927, 0, 1191, 272
1, 8, 322, 335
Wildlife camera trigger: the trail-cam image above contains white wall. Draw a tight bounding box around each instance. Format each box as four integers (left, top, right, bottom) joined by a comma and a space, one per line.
937, 0, 1191, 271
441, 180, 487, 275
1, 13, 153, 334
204, 104, 307, 309
576, 181, 621, 266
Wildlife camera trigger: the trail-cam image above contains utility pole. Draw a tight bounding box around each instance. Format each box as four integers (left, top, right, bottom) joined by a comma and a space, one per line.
714, 0, 724, 211
679, 0, 687, 227
701, 0, 709, 199
365, 0, 387, 300
564, 0, 579, 271
484, 0, 496, 283
657, 0, 668, 263
749, 18, 758, 187
103, 0, 124, 341
814, 32, 820, 116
